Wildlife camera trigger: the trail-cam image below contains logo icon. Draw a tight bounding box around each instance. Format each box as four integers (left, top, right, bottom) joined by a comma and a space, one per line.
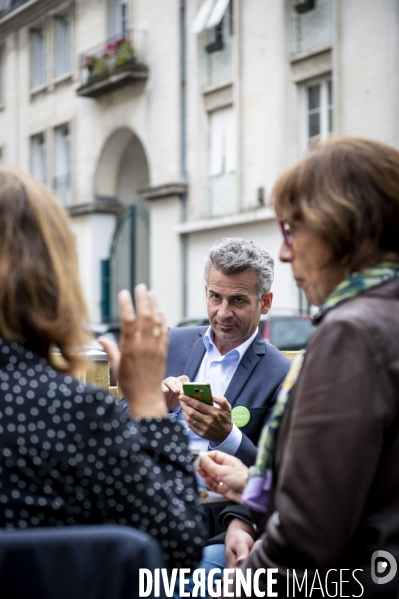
371, 550, 397, 585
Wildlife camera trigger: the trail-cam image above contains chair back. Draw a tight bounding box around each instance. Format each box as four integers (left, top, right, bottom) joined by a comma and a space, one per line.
0, 525, 166, 599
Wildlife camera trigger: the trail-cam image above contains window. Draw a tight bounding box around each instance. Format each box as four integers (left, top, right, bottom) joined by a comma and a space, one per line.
209, 106, 235, 176
108, 0, 127, 38
206, 106, 236, 216
192, 0, 232, 35
54, 16, 70, 78
54, 124, 71, 206
205, 0, 233, 52
303, 77, 333, 148
292, 0, 332, 55
196, 0, 234, 87
31, 28, 46, 88
30, 133, 46, 183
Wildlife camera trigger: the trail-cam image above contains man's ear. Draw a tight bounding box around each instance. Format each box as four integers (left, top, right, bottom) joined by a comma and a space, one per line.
260, 291, 273, 314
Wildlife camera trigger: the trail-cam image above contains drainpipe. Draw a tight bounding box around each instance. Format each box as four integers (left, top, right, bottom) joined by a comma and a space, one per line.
179, 0, 188, 317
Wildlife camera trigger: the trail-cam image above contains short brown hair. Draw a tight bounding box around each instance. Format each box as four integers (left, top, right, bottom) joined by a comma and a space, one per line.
272, 137, 399, 271
0, 165, 90, 372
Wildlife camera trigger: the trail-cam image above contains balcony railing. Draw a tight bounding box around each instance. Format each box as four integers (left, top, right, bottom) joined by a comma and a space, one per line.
76, 29, 148, 98
291, 0, 332, 55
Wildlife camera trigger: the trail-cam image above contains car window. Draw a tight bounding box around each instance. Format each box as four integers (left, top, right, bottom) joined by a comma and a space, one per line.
270, 318, 314, 351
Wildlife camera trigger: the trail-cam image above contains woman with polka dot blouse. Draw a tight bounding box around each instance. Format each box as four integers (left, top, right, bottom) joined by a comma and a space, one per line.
0, 165, 206, 569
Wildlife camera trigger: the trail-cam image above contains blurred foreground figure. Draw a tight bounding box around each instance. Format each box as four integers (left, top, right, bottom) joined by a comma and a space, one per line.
198, 137, 399, 598
0, 165, 205, 569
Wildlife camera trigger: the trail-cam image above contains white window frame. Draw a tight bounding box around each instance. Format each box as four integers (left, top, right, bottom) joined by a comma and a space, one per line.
299, 75, 333, 151
30, 132, 47, 183
30, 27, 46, 89
54, 15, 70, 79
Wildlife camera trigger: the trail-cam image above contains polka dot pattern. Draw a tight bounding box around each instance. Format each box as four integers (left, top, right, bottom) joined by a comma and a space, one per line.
0, 338, 206, 569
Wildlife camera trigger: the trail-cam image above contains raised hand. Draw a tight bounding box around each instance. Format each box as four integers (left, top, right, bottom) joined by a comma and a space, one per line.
100, 285, 168, 418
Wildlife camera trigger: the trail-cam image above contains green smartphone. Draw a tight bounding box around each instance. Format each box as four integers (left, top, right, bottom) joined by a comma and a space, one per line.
182, 383, 213, 406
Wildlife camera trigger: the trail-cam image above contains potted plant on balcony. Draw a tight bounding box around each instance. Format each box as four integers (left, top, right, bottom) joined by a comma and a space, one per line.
114, 38, 135, 68
82, 38, 136, 84
84, 55, 111, 80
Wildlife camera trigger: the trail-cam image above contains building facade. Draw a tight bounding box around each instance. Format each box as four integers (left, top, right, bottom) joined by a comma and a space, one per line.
0, 0, 398, 326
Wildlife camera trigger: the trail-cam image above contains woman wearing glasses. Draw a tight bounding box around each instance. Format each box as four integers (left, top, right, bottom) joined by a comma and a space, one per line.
198, 137, 399, 598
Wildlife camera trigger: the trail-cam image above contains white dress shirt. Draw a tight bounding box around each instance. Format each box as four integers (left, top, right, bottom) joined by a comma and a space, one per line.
174, 326, 258, 456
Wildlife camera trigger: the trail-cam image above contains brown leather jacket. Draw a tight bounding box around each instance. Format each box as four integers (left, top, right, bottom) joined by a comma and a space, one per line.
232, 279, 399, 598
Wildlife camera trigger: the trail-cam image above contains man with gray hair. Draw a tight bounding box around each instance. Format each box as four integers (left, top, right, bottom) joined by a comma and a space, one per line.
117, 237, 290, 588
163, 237, 290, 467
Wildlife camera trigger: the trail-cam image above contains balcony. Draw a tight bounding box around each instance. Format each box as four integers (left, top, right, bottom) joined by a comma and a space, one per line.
76, 29, 148, 99
291, 0, 332, 56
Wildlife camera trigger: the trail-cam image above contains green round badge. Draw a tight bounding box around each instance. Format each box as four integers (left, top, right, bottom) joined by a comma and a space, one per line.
231, 406, 251, 428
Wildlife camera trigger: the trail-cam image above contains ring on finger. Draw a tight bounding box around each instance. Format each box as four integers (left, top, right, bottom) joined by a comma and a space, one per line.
152, 325, 161, 337
193, 420, 197, 427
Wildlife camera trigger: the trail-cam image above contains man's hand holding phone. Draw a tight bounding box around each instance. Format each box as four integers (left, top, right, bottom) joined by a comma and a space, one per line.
179, 383, 233, 444
161, 375, 190, 410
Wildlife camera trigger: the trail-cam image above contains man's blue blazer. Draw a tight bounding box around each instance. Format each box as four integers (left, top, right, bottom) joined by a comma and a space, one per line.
166, 326, 291, 466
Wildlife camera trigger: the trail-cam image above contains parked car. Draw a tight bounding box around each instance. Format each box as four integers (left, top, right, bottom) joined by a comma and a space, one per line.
176, 313, 314, 351
259, 314, 314, 351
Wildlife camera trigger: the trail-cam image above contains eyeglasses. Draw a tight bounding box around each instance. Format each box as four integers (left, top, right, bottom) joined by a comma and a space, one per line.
279, 219, 294, 247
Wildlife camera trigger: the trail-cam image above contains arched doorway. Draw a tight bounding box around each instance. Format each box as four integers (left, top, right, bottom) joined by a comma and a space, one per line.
95, 128, 150, 322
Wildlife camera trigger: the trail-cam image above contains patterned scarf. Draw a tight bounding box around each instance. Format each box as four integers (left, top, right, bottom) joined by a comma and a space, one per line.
242, 261, 399, 512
